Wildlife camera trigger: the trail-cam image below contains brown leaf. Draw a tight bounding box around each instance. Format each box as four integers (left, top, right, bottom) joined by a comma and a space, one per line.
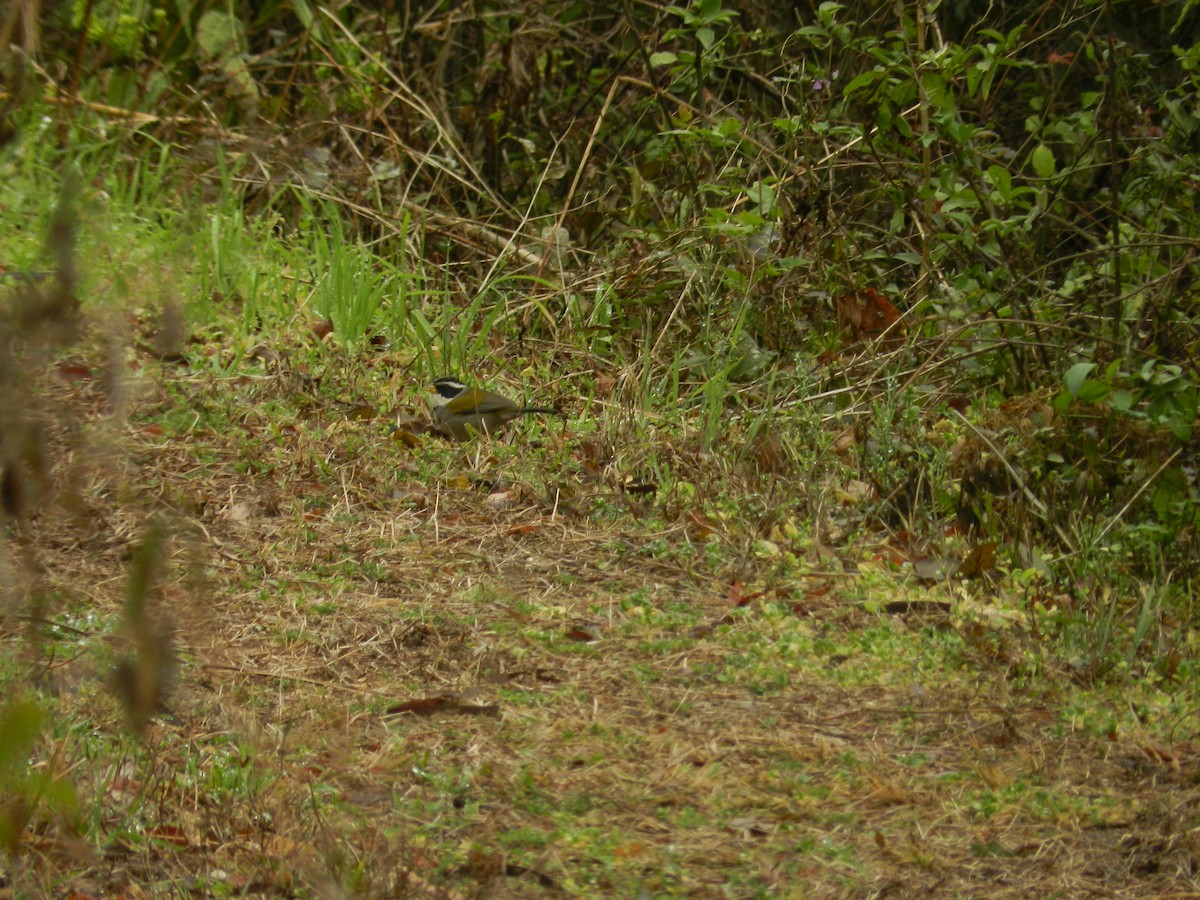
959, 541, 998, 579
503, 522, 542, 535
386, 696, 500, 718
388, 697, 452, 716
54, 363, 93, 381
484, 491, 515, 510
834, 287, 905, 344
222, 500, 256, 524
1142, 742, 1181, 772
390, 428, 422, 448
574, 440, 612, 473
726, 817, 774, 837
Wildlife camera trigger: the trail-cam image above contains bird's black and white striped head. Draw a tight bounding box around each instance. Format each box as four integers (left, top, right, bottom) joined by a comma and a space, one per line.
429, 376, 469, 407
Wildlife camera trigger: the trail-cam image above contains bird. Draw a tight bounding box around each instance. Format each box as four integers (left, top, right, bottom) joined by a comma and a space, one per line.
426, 376, 556, 440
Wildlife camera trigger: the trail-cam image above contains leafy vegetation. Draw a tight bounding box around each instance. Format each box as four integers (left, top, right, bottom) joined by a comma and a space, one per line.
2, 0, 1198, 895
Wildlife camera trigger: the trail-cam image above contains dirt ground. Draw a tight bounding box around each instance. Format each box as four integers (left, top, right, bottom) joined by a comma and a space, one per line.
3, 350, 1199, 898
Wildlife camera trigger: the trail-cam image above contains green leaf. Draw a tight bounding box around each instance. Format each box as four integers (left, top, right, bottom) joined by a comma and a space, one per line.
1077, 380, 1110, 403
649, 51, 677, 67
842, 68, 884, 98
1030, 143, 1056, 178
985, 165, 1012, 201
1064, 362, 1096, 399
818, 2, 844, 27
1169, 420, 1193, 441
196, 9, 244, 62
289, 0, 313, 29
981, 64, 1002, 102
920, 71, 953, 112
1109, 389, 1135, 412
696, 26, 715, 49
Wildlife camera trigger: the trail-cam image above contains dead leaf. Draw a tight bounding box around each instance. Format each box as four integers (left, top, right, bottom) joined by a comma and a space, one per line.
484, 491, 514, 510
1142, 742, 1181, 772
726, 817, 774, 837
727, 579, 770, 608
834, 287, 905, 345
830, 427, 857, 454
222, 500, 255, 524
959, 541, 998, 579
386, 696, 500, 718
54, 363, 92, 381
390, 428, 422, 449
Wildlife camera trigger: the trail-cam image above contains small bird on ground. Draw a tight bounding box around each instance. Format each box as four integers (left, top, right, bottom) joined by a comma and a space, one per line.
426, 376, 556, 440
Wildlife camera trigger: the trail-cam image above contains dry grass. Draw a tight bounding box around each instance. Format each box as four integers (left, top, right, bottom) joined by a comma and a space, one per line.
3, 321, 1200, 899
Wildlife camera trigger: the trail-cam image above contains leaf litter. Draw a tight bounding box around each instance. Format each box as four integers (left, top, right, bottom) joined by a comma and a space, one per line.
2, 328, 1199, 898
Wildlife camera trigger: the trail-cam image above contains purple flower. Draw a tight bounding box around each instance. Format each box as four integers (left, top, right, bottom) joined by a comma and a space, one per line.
812, 70, 840, 93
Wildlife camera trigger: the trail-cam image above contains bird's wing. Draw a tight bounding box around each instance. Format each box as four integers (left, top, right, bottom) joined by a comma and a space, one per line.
473, 397, 519, 414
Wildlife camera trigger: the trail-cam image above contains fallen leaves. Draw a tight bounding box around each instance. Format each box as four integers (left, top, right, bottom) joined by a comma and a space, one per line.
834, 287, 906, 345
386, 694, 500, 718
909, 541, 1000, 583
